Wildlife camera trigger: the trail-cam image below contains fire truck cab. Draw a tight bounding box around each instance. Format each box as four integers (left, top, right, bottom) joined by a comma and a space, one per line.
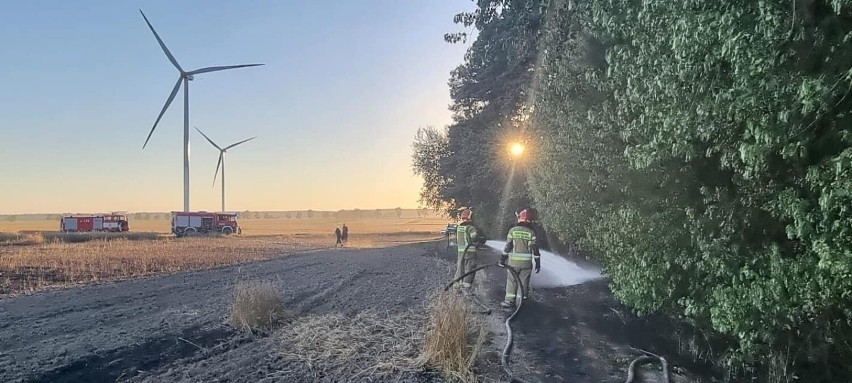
102, 214, 130, 232
171, 211, 240, 237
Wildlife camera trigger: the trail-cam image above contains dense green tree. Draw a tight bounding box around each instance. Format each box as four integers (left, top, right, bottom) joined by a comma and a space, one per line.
528, 0, 852, 380
412, 126, 453, 211
421, 0, 852, 380
413, 0, 545, 233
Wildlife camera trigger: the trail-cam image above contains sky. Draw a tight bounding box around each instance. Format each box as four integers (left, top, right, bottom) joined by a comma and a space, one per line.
0, 1, 473, 214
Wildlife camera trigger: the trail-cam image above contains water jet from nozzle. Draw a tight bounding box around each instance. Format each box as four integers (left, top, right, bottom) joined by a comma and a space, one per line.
486, 240, 603, 288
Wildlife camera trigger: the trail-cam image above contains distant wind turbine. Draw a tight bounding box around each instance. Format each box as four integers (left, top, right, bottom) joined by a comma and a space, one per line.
139, 10, 264, 212
195, 127, 256, 212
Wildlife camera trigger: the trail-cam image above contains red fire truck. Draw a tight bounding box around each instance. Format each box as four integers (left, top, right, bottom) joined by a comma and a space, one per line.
171, 211, 240, 237
60, 214, 130, 233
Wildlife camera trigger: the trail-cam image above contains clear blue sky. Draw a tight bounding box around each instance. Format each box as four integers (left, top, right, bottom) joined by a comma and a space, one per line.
0, 1, 473, 214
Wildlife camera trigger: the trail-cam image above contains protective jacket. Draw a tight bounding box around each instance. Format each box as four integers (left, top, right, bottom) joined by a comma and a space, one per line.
501, 222, 540, 303
455, 221, 485, 288
456, 221, 484, 259
502, 222, 541, 264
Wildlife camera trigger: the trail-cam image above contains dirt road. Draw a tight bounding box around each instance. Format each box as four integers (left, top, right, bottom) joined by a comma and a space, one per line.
0, 243, 452, 383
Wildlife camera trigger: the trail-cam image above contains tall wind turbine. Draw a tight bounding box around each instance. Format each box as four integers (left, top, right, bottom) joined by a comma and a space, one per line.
195, 127, 256, 212
139, 10, 263, 212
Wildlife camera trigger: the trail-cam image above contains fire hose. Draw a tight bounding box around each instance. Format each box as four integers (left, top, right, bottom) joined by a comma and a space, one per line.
625, 349, 670, 383
445, 262, 531, 383
448, 236, 672, 382
445, 260, 671, 383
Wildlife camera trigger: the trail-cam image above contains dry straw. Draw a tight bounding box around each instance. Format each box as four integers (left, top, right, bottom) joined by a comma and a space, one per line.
418, 291, 487, 383
229, 280, 289, 333
277, 310, 426, 380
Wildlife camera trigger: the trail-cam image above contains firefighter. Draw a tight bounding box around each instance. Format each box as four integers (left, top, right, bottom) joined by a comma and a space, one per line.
499, 209, 541, 308
456, 209, 486, 289
341, 223, 349, 243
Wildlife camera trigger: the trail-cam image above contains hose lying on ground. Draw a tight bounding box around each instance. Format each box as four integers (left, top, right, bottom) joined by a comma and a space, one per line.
625, 349, 670, 383
445, 259, 670, 383
444, 262, 531, 383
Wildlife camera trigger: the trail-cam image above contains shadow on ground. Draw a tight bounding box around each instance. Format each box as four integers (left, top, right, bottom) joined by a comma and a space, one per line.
436, 242, 721, 383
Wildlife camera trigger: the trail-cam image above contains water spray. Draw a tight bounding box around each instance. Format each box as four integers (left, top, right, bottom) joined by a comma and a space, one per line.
445, 244, 668, 382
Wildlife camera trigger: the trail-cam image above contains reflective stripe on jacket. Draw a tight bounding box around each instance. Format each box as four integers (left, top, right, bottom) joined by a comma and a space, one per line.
505, 225, 539, 263
457, 223, 479, 254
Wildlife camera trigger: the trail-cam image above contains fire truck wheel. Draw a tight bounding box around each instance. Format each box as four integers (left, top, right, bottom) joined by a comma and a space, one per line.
222, 226, 233, 235
184, 227, 197, 236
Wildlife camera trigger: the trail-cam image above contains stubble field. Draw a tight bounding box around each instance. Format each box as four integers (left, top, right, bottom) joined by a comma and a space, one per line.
0, 216, 447, 295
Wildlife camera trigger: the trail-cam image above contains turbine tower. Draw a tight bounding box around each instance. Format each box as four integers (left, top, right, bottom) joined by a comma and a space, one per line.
139, 10, 263, 212
195, 127, 256, 212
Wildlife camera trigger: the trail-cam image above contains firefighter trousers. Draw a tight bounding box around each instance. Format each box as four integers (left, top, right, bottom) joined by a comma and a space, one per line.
456, 251, 477, 288
504, 259, 532, 303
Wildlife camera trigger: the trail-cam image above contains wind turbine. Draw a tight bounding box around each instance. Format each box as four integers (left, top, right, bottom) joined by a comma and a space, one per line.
139, 10, 263, 212
195, 127, 256, 212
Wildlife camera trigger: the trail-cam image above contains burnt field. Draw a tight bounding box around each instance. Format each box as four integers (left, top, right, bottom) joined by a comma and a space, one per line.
0, 240, 722, 382
0, 243, 464, 383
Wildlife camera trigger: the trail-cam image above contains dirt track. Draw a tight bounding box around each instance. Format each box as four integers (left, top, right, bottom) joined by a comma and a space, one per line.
0, 243, 453, 383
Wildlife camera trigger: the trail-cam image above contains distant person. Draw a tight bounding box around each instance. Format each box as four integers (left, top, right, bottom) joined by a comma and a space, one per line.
334, 227, 343, 247
455, 209, 486, 290
499, 209, 541, 308
341, 223, 349, 243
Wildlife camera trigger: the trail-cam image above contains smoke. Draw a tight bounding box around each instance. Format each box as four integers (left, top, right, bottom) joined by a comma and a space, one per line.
485, 240, 602, 288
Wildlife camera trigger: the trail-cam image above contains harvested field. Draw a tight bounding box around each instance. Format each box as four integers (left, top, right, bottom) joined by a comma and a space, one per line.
0, 242, 470, 383
0, 216, 448, 236
1, 232, 162, 246
0, 236, 327, 295
0, 215, 444, 296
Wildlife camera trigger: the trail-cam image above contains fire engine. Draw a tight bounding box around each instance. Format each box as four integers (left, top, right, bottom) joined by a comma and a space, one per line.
60, 213, 130, 233
171, 211, 240, 237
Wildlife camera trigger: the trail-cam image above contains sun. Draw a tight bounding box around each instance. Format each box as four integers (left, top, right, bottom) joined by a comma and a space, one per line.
509, 142, 525, 157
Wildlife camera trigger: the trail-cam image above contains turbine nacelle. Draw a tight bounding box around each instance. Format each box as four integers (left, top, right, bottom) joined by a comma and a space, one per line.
140, 9, 263, 150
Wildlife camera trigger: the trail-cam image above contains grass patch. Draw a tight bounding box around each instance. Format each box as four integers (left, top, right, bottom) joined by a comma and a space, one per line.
229, 281, 289, 333
1, 232, 162, 245
418, 291, 486, 383
0, 232, 44, 246
45, 232, 162, 243
277, 310, 426, 380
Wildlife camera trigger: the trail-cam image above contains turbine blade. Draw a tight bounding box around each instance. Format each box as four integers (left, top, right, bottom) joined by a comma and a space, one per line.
139, 10, 184, 73
143, 77, 183, 149
194, 127, 222, 150
224, 136, 257, 150
213, 153, 223, 187
187, 64, 264, 76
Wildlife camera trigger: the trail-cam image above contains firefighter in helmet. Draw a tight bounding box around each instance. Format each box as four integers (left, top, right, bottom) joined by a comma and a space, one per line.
499, 209, 541, 308
456, 208, 486, 289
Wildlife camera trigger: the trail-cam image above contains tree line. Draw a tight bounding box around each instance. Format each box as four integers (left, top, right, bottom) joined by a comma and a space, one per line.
413, 0, 851, 381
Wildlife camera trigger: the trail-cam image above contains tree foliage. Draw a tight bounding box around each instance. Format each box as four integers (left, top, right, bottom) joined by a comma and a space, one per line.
420, 0, 852, 380
413, 0, 545, 232
411, 126, 453, 211
528, 0, 852, 380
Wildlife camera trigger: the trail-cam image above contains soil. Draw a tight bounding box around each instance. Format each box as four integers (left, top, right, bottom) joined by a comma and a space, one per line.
1, 241, 721, 383
444, 245, 722, 383
0, 244, 452, 383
